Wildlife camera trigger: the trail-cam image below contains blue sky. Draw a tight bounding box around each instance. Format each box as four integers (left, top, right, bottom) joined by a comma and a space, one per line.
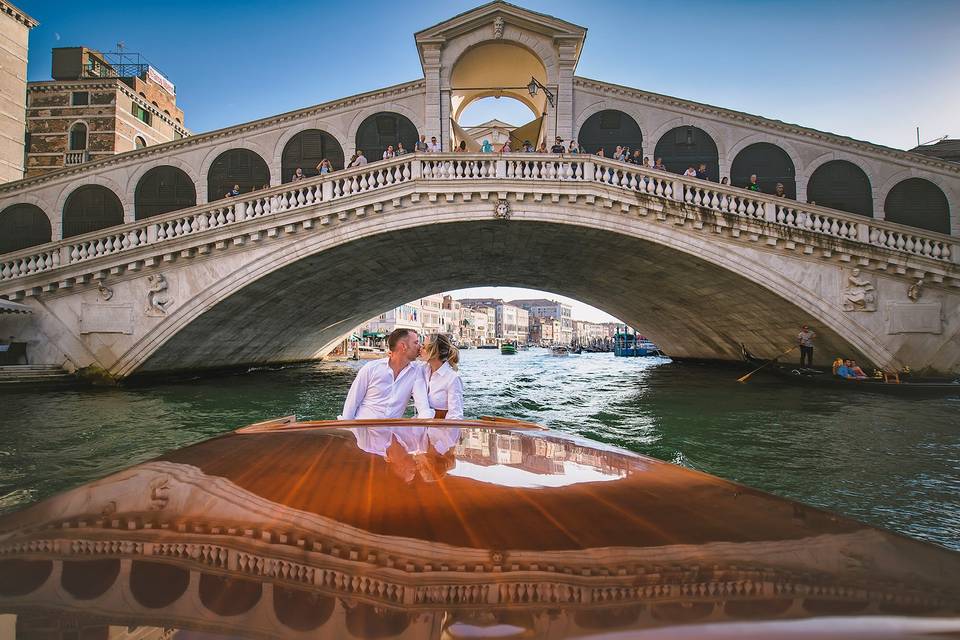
20, 0, 960, 322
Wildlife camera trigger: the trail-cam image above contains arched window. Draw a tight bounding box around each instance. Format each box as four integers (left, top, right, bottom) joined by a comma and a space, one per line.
135, 165, 197, 219
69, 122, 88, 151
807, 160, 873, 216
62, 185, 124, 238
281, 129, 345, 181
135, 136, 146, 149
884, 178, 950, 234
653, 126, 719, 180
355, 112, 418, 163
0, 203, 52, 253
731, 142, 796, 197
206, 148, 270, 201
577, 110, 643, 159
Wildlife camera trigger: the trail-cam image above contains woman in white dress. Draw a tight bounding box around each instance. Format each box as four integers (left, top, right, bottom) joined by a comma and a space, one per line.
421, 334, 464, 419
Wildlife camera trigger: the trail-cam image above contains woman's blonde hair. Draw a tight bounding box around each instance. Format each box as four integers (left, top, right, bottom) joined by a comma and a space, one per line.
423, 334, 459, 370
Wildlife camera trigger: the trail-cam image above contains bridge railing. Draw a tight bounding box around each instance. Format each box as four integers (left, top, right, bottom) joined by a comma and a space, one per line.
1, 153, 957, 286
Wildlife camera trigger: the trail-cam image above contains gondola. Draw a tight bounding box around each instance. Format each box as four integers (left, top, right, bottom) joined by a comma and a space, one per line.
741, 347, 960, 396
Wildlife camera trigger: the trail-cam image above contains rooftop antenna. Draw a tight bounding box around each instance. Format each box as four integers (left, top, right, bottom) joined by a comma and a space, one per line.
920, 134, 949, 146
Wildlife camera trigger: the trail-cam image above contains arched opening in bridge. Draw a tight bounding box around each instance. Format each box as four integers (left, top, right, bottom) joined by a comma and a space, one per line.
807, 160, 873, 217
883, 178, 950, 234
135, 165, 197, 220
578, 110, 643, 159
198, 573, 262, 616
206, 148, 270, 201
731, 142, 795, 197
450, 41, 548, 151
281, 129, 345, 181
355, 113, 418, 162
653, 126, 718, 181
0, 203, 51, 253
274, 587, 335, 631
62, 185, 124, 238
130, 560, 190, 608
61, 559, 120, 600
456, 96, 537, 151
132, 221, 868, 377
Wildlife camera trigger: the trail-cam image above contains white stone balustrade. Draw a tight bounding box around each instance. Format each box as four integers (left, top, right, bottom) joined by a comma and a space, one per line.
2, 152, 958, 286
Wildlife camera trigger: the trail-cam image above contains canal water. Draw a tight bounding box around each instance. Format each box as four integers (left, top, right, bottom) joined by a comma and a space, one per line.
1, 348, 958, 550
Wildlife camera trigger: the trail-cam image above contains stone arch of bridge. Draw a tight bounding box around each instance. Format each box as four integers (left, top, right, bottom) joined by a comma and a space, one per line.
345, 104, 425, 159
877, 169, 956, 235
449, 41, 550, 125
112, 206, 890, 379
53, 174, 130, 239
198, 141, 274, 203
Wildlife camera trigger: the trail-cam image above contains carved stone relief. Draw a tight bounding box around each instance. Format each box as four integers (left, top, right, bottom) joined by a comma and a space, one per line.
494, 199, 511, 220
493, 16, 505, 38
907, 279, 924, 302
841, 268, 876, 312
145, 274, 174, 316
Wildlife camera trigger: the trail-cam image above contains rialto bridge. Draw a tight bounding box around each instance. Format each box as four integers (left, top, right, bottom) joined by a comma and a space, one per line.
0, 2, 959, 379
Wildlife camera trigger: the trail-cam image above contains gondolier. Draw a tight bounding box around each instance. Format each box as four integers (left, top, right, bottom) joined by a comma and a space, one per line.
797, 325, 816, 369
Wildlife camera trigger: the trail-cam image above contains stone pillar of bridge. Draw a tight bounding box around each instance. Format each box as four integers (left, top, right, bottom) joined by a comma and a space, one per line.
555, 39, 579, 141
422, 43, 443, 146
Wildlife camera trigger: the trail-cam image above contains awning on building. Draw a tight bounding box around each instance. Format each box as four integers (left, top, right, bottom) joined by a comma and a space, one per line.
0, 299, 32, 315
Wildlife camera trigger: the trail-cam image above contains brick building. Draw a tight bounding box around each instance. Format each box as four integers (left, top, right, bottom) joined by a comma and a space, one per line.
25, 46, 189, 177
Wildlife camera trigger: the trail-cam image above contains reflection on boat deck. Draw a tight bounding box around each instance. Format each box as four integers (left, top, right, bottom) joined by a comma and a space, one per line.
0, 419, 957, 638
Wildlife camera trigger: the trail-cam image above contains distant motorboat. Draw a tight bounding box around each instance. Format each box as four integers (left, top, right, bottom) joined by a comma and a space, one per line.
500, 342, 518, 355
550, 345, 569, 357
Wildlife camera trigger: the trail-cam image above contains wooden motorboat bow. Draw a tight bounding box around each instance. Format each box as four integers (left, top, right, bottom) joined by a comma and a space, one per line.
0, 416, 958, 638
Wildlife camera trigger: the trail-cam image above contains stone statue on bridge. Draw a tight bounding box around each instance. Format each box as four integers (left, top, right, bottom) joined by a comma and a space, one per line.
842, 268, 877, 312
145, 274, 173, 316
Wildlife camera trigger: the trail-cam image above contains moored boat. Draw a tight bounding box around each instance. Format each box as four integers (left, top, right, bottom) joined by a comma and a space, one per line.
0, 415, 957, 638
613, 326, 664, 357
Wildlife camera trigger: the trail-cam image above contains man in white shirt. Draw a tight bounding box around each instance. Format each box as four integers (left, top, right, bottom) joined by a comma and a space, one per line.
427, 136, 441, 153
339, 328, 434, 420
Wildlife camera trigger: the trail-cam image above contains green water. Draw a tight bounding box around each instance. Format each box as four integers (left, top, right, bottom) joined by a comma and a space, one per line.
1, 349, 958, 550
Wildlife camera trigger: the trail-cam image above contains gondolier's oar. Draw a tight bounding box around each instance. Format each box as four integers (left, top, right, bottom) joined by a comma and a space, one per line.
737, 345, 797, 383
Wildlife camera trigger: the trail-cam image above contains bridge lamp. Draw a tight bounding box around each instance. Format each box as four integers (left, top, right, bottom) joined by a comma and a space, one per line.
527, 77, 555, 108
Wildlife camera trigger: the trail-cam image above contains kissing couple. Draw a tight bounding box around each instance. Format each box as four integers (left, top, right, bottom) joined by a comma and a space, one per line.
339, 328, 463, 421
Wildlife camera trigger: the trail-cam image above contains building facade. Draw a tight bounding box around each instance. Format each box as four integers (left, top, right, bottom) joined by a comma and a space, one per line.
510, 298, 573, 345
25, 47, 189, 178
465, 305, 497, 346
419, 294, 444, 336
496, 303, 529, 344
0, 2, 37, 183
365, 302, 423, 337
529, 315, 558, 345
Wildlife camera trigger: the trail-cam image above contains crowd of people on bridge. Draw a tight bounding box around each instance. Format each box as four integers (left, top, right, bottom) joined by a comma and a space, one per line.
273, 133, 792, 198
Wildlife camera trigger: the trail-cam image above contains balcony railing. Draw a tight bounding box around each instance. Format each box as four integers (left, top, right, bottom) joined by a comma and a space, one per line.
64, 151, 89, 166
1, 153, 957, 287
